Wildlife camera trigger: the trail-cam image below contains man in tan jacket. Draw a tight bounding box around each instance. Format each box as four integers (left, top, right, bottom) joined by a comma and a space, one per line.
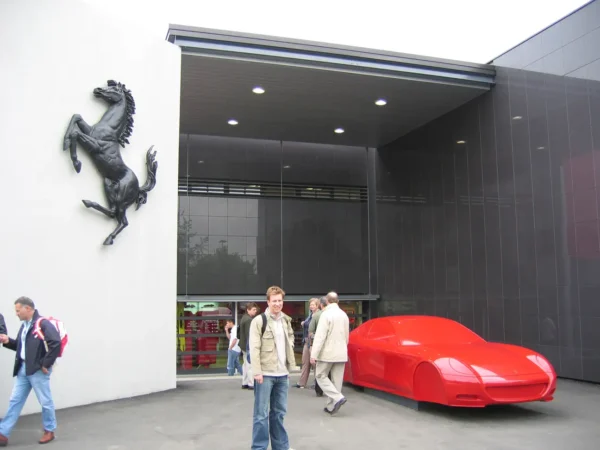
249, 286, 297, 450
310, 291, 350, 415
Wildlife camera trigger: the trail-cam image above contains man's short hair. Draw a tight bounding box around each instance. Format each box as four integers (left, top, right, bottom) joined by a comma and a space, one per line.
246, 302, 258, 311
266, 285, 285, 300
14, 296, 35, 309
226, 318, 234, 323
326, 291, 339, 304
319, 296, 327, 307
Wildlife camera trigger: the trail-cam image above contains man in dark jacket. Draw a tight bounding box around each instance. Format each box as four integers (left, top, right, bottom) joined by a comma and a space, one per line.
239, 302, 258, 390
0, 296, 61, 446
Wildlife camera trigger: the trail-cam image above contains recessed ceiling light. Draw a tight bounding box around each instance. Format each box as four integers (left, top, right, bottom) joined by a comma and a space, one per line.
228, 119, 238, 126
334, 128, 345, 134
252, 86, 265, 94
456, 140, 466, 144
197, 160, 204, 164
283, 165, 291, 169
513, 115, 523, 120
537, 146, 545, 150
375, 99, 387, 106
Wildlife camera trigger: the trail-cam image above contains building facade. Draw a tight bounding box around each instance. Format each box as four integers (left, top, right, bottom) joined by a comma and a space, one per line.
0, 0, 180, 413
377, 0, 600, 382
1, 0, 599, 419
173, 0, 600, 383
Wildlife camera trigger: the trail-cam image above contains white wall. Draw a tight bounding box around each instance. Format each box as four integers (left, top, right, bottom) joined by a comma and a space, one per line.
0, 0, 181, 414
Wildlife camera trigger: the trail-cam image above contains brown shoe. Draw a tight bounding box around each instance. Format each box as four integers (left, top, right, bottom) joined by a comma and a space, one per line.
39, 431, 55, 444
0, 433, 7, 447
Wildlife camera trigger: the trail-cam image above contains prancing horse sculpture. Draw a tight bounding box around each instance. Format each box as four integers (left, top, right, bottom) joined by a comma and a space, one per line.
63, 80, 158, 245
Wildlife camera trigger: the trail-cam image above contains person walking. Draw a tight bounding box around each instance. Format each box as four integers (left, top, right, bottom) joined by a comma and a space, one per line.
295, 298, 319, 389
249, 286, 297, 450
225, 319, 243, 376
310, 291, 350, 416
0, 297, 61, 446
239, 302, 259, 390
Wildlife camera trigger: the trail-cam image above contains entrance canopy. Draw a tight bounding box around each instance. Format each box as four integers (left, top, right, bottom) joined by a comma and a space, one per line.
167, 25, 495, 147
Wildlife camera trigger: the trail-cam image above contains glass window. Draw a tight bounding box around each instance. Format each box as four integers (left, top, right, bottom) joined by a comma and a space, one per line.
177, 302, 234, 374
339, 301, 370, 331
178, 300, 372, 373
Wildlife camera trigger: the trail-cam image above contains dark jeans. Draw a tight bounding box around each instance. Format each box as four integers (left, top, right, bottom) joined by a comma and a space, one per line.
252, 375, 289, 450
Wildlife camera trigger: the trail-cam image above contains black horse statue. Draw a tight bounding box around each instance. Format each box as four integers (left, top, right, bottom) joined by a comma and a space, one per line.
63, 80, 158, 245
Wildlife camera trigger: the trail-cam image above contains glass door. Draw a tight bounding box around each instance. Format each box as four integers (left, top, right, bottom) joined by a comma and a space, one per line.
177, 301, 234, 374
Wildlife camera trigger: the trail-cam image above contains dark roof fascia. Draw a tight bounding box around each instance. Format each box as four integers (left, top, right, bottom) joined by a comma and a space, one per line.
167, 24, 495, 89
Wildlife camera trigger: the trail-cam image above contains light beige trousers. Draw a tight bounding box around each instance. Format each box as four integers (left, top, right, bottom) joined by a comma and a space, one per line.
315, 361, 346, 410
242, 351, 253, 387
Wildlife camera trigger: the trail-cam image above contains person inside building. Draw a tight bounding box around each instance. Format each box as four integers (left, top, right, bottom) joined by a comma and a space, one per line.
0, 297, 61, 446
310, 291, 350, 416
225, 319, 243, 376
238, 302, 259, 390
295, 298, 319, 389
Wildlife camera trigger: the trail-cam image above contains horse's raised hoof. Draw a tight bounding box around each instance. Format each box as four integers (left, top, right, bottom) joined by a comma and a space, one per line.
82, 200, 93, 208
73, 160, 82, 173
103, 237, 114, 246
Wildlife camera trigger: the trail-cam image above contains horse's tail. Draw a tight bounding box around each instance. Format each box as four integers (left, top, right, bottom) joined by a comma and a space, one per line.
136, 146, 158, 210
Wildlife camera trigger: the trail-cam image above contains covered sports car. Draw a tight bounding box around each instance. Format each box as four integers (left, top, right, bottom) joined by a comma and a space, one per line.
344, 316, 557, 407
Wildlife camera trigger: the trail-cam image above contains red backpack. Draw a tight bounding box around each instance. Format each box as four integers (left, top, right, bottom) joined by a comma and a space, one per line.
32, 316, 69, 357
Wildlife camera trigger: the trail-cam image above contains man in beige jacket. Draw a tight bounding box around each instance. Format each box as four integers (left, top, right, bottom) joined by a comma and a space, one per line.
310, 291, 349, 415
249, 286, 297, 450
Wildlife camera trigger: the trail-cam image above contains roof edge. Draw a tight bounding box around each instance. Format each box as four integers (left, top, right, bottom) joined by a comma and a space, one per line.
167, 24, 495, 76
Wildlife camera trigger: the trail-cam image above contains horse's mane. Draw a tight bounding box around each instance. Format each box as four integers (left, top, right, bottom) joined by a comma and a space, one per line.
107, 80, 136, 147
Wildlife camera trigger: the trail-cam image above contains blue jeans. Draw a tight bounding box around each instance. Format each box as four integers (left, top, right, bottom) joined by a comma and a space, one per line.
227, 350, 243, 376
252, 375, 289, 450
0, 365, 56, 437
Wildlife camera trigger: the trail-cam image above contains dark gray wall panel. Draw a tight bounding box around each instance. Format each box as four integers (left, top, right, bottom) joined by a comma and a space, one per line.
376, 66, 600, 384
492, 1, 600, 81
178, 135, 370, 296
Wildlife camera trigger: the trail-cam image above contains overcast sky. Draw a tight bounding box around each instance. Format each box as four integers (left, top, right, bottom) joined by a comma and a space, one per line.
82, 0, 589, 63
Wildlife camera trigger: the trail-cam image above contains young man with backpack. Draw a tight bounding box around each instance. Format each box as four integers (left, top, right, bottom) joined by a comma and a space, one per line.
0, 297, 63, 446
249, 286, 297, 450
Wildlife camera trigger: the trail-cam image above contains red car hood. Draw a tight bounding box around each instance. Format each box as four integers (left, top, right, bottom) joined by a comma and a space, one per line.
427, 343, 546, 377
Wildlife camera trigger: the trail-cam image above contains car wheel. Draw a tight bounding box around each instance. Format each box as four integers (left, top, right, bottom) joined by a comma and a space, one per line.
413, 362, 447, 405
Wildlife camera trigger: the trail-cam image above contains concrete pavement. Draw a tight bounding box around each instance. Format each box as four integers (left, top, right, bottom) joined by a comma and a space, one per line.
1, 375, 599, 449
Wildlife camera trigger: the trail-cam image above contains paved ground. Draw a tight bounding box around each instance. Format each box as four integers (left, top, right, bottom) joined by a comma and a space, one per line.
2, 374, 600, 449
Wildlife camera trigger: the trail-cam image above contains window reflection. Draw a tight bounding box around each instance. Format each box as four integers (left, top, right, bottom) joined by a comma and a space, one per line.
178, 135, 370, 296
177, 300, 372, 374
179, 195, 261, 294
177, 302, 233, 373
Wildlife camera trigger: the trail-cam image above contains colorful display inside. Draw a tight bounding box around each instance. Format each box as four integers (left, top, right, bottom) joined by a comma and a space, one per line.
177, 300, 369, 373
